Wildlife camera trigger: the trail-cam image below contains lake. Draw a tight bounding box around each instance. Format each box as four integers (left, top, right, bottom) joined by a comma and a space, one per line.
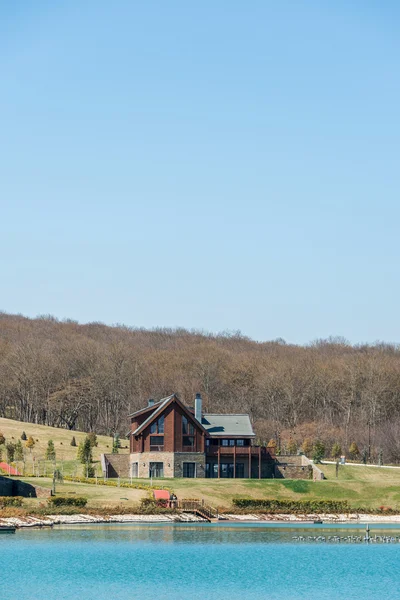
2, 522, 400, 600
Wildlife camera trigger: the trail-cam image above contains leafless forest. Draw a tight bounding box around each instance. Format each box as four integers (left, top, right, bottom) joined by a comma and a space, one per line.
1, 312, 400, 462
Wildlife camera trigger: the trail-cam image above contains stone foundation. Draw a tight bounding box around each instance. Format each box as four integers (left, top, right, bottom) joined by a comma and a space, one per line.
173, 453, 205, 478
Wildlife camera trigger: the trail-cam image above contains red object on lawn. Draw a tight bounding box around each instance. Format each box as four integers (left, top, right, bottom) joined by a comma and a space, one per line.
0, 462, 21, 476
153, 489, 170, 501
153, 489, 172, 507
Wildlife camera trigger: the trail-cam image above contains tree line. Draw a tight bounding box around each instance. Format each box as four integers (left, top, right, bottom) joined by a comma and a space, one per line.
1, 312, 400, 462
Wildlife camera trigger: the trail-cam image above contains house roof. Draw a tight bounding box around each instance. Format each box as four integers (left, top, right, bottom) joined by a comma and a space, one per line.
201, 414, 255, 437
128, 396, 170, 418
131, 395, 174, 435
130, 393, 209, 437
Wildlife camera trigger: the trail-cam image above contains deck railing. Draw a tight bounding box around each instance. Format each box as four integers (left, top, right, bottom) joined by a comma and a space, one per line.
178, 498, 218, 521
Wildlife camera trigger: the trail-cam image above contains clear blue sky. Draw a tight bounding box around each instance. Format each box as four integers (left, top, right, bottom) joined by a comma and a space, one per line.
1, 1, 399, 344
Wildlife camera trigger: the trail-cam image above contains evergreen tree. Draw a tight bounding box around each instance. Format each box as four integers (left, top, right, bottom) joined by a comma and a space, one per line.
15, 440, 24, 461
77, 436, 93, 464
112, 434, 120, 454
287, 438, 298, 455
70, 436, 77, 447
21, 431, 27, 441
0, 431, 5, 446
87, 432, 98, 448
361, 447, 368, 465
312, 440, 325, 463
348, 442, 360, 460
25, 436, 35, 452
331, 442, 342, 459
45, 439, 56, 461
6, 442, 16, 462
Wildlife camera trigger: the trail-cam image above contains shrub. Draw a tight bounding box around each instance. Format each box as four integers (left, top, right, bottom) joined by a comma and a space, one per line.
232, 498, 350, 513
0, 496, 23, 508
21, 431, 27, 441
349, 442, 360, 460
26, 436, 35, 451
70, 436, 77, 447
48, 496, 88, 508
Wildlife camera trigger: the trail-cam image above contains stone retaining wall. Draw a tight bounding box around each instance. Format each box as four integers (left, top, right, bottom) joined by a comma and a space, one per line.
0, 476, 52, 498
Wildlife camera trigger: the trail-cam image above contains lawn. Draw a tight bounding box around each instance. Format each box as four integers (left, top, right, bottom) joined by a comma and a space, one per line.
18, 476, 146, 511
120, 463, 400, 510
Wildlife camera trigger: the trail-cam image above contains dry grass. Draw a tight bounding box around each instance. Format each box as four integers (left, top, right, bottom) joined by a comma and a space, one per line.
19, 477, 147, 510
0, 417, 129, 462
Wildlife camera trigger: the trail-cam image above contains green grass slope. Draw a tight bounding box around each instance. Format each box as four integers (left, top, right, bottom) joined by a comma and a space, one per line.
0, 417, 128, 476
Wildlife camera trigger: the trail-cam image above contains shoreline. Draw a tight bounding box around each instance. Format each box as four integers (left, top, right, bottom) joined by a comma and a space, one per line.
3, 512, 400, 528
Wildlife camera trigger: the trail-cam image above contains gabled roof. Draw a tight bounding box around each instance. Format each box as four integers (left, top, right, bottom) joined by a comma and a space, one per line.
130, 393, 209, 437
201, 414, 255, 437
128, 396, 171, 418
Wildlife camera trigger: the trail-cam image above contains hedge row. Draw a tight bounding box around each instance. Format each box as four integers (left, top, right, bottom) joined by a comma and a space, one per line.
232, 499, 350, 513
63, 476, 173, 494
0, 496, 23, 508
48, 496, 88, 507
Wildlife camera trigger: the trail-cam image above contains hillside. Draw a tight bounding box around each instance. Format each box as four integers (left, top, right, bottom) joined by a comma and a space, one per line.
0, 416, 128, 477
1, 312, 400, 462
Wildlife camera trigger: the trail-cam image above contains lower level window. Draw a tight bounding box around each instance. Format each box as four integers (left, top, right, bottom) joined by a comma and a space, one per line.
131, 462, 138, 478
149, 462, 164, 478
183, 462, 196, 478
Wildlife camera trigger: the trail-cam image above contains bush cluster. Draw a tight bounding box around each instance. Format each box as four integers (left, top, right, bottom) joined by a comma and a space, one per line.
0, 496, 24, 508
232, 498, 350, 513
48, 496, 88, 508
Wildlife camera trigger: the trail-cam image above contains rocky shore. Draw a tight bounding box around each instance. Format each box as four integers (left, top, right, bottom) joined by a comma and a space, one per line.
3, 512, 400, 528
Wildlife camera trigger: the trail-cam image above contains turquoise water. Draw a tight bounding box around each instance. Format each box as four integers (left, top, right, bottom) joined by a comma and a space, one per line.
2, 523, 400, 600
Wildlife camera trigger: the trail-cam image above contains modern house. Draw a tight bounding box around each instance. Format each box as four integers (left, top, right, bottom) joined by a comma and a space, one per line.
128, 393, 275, 479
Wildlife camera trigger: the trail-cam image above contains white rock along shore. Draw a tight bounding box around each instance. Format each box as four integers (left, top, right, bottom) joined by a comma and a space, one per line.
2, 512, 400, 528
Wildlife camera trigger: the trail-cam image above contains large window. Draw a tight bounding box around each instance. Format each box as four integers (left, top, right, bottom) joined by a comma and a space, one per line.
183, 435, 194, 447
182, 415, 194, 435
150, 415, 164, 434
235, 463, 245, 478
149, 462, 164, 478
182, 415, 195, 449
150, 436, 164, 451
183, 462, 196, 478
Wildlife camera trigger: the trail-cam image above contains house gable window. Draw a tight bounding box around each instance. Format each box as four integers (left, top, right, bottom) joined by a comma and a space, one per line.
150, 415, 164, 434
182, 415, 195, 449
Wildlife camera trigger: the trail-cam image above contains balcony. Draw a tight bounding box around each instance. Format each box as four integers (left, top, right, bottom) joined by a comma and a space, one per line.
206, 446, 271, 457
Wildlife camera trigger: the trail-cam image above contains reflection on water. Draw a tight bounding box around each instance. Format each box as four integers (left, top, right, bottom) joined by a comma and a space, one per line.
21, 521, 400, 545
2, 523, 400, 600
